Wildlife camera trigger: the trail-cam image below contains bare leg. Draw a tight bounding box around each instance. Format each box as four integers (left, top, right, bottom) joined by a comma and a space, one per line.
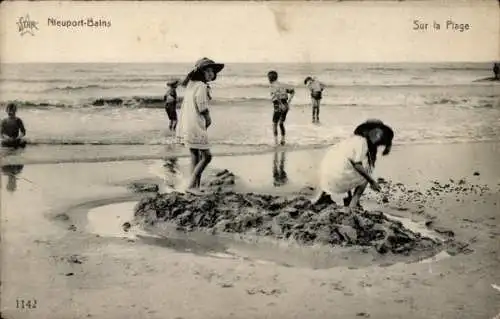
312, 99, 316, 123
187, 149, 212, 190
190, 149, 201, 172
279, 121, 286, 145
343, 190, 353, 207
312, 99, 320, 122
272, 123, 279, 144
349, 182, 368, 209
315, 100, 320, 122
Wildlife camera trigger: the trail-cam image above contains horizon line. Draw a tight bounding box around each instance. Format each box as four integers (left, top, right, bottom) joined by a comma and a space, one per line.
0, 61, 495, 64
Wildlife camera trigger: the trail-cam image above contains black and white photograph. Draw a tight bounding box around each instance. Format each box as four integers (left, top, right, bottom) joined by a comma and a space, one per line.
1, 1, 499, 318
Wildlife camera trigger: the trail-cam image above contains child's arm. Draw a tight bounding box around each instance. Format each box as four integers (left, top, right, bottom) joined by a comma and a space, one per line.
195, 84, 211, 128
349, 160, 381, 191
286, 85, 295, 104
0, 120, 10, 140
200, 110, 211, 128
18, 118, 26, 138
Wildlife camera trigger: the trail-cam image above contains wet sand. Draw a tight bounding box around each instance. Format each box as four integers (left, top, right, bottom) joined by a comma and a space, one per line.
1, 142, 500, 319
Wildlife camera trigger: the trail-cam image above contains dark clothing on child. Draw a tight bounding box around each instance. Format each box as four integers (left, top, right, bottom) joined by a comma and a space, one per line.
1, 117, 25, 139
269, 81, 293, 124
1, 139, 26, 148
272, 99, 289, 123
165, 88, 178, 121
311, 91, 322, 100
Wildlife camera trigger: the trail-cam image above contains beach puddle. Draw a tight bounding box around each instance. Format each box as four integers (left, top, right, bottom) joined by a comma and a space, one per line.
86, 201, 138, 239
84, 199, 451, 269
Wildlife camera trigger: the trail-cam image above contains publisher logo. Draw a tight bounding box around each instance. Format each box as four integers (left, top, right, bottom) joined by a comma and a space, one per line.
17, 15, 39, 36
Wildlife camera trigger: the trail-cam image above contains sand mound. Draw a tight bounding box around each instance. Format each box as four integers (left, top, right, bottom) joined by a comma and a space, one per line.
133, 190, 441, 255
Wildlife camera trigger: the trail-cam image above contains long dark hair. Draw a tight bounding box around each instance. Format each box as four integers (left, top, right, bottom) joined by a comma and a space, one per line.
354, 125, 394, 167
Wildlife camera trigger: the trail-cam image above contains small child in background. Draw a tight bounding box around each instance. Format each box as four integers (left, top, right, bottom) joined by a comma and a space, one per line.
1, 103, 27, 148
304, 76, 325, 123
268, 70, 295, 145
164, 79, 180, 132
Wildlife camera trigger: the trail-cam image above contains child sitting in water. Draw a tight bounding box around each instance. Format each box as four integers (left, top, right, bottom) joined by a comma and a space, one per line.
1, 103, 27, 148
304, 76, 325, 123
164, 79, 180, 131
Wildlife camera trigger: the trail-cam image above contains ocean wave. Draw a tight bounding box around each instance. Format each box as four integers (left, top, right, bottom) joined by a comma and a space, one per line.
430, 67, 492, 72
0, 78, 68, 84
0, 97, 168, 109
49, 84, 103, 91
0, 100, 73, 108
0, 76, 175, 85
2, 79, 496, 97
21, 136, 500, 148
366, 67, 404, 71
425, 98, 466, 106
3, 95, 497, 110
0, 97, 365, 109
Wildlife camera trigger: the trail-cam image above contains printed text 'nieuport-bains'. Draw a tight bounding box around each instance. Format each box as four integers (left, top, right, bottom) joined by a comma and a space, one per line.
47, 18, 111, 28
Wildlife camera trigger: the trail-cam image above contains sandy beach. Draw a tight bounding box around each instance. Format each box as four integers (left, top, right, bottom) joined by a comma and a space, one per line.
1, 141, 499, 319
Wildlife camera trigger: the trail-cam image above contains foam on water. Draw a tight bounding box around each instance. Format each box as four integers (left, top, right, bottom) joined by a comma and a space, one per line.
1, 62, 499, 147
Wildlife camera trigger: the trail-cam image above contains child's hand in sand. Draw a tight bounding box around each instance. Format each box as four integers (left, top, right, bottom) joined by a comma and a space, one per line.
370, 181, 382, 192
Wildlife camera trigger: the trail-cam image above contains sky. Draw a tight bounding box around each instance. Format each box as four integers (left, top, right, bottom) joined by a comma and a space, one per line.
1, 1, 498, 63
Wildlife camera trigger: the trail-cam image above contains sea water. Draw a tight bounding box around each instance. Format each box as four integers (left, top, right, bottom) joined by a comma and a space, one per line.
1, 62, 499, 148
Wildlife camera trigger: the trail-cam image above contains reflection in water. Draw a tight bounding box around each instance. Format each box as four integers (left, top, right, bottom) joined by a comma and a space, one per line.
1, 164, 24, 192
163, 157, 179, 188
273, 150, 288, 187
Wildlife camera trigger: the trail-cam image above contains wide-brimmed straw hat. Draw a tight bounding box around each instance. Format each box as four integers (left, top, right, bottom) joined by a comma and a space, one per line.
354, 119, 394, 155
192, 57, 225, 74
166, 78, 180, 87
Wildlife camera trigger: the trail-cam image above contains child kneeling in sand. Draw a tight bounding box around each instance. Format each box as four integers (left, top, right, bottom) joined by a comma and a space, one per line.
1, 103, 27, 148
176, 58, 224, 195
312, 119, 394, 210
304, 76, 325, 123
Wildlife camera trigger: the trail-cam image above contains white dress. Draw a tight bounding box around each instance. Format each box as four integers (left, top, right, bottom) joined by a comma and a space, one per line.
176, 81, 210, 149
319, 135, 373, 197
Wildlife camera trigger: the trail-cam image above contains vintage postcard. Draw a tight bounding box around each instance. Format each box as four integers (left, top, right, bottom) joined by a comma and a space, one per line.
1, 1, 499, 318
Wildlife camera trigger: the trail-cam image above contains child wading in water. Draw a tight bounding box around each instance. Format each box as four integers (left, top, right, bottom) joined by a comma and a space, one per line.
164, 78, 180, 132
1, 103, 27, 148
304, 76, 325, 123
312, 119, 394, 211
268, 71, 295, 145
176, 58, 224, 195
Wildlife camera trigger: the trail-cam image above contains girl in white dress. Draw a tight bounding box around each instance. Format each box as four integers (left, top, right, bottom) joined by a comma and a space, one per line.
313, 120, 394, 210
176, 58, 224, 194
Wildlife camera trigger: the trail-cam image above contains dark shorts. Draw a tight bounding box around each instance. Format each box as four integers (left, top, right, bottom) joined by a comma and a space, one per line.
272, 100, 289, 123
311, 91, 322, 100
165, 104, 177, 121
1, 139, 26, 148
273, 108, 288, 124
